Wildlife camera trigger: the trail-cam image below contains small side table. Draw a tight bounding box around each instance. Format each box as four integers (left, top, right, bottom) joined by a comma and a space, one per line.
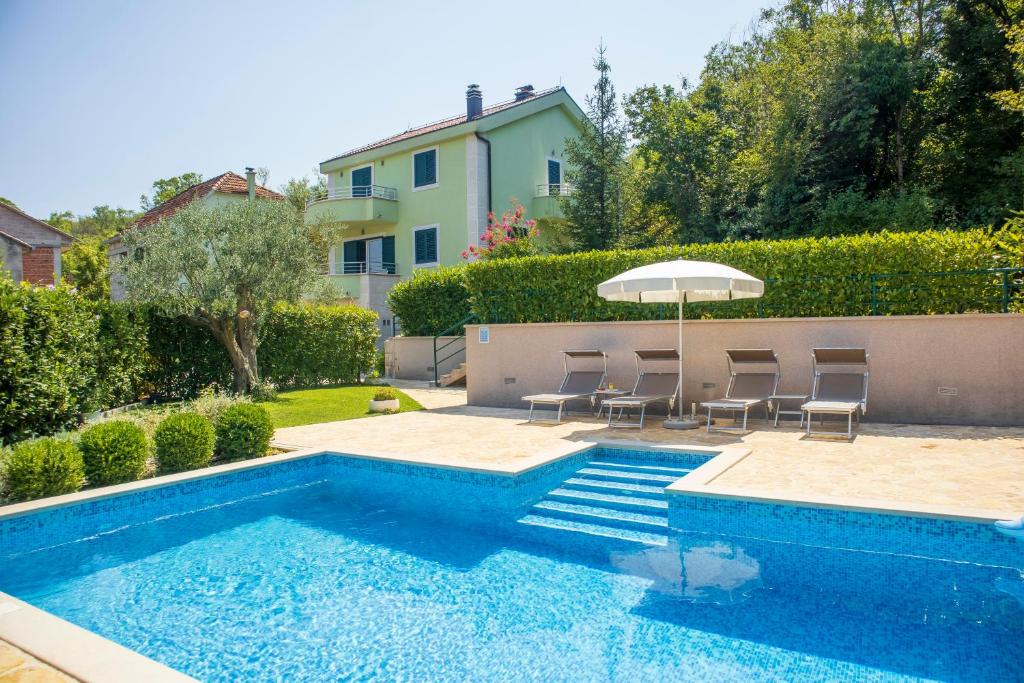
593, 389, 630, 418
769, 394, 809, 427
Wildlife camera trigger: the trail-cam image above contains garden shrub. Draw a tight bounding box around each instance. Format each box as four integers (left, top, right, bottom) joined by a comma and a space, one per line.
259, 303, 378, 389
154, 412, 214, 474
1, 438, 85, 502
78, 420, 149, 486
0, 281, 101, 443
387, 265, 471, 336
373, 387, 400, 401
93, 303, 151, 409
215, 404, 273, 461
390, 227, 1020, 330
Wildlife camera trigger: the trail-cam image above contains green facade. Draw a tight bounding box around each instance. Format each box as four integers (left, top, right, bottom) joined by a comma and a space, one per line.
308, 88, 584, 305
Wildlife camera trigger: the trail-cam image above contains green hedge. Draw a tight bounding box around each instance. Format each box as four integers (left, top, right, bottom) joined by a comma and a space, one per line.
1, 438, 85, 502
388, 229, 1020, 331
0, 281, 379, 442
260, 304, 379, 389
155, 412, 214, 474
388, 265, 472, 336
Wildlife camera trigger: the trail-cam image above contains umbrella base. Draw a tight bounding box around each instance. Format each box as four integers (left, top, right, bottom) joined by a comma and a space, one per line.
664, 418, 700, 430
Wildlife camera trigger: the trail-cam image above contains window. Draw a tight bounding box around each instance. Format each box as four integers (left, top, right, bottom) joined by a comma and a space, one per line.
412, 148, 438, 190
413, 225, 438, 266
547, 159, 562, 186
342, 236, 396, 274
351, 165, 372, 197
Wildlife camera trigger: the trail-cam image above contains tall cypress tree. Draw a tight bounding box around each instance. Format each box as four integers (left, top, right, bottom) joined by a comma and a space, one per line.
563, 42, 627, 250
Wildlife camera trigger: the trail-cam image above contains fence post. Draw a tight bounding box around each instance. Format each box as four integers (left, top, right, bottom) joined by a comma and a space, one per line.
869, 275, 879, 316
1002, 270, 1011, 313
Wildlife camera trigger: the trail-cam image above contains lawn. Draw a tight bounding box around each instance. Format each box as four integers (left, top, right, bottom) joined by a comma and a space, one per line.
257, 385, 424, 429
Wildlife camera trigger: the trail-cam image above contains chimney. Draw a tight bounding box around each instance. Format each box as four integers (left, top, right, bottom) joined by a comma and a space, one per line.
466, 84, 483, 120
245, 167, 256, 201
514, 85, 535, 102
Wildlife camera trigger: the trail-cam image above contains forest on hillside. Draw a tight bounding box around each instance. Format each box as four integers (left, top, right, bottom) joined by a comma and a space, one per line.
563, 0, 1024, 249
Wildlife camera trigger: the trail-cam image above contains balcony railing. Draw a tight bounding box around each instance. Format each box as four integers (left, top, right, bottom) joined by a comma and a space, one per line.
337, 260, 397, 275
307, 185, 398, 206
536, 183, 573, 197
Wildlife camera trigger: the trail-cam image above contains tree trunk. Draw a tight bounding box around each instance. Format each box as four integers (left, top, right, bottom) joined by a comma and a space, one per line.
207, 316, 259, 394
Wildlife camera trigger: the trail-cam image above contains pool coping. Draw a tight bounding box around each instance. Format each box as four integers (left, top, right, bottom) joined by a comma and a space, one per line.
0, 438, 1013, 679
664, 444, 1016, 524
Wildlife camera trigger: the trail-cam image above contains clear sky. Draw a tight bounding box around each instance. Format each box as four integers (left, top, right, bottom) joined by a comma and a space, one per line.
0, 0, 767, 218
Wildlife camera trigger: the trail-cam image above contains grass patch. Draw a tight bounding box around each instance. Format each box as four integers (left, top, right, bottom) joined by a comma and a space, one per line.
257, 385, 424, 429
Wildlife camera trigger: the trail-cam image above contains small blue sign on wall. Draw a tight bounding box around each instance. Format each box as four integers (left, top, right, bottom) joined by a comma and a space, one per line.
479, 327, 490, 344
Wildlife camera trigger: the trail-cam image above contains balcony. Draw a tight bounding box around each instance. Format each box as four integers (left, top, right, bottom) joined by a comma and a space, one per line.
338, 260, 397, 275
532, 183, 572, 219
305, 185, 399, 225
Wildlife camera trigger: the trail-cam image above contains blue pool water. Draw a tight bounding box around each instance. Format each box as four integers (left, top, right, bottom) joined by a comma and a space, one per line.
1, 449, 1022, 682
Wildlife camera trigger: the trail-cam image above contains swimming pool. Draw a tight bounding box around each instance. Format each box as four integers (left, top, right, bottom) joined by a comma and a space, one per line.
1, 447, 1021, 682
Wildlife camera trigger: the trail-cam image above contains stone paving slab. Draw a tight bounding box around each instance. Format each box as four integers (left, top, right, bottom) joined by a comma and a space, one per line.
274, 398, 1024, 516
0, 641, 75, 683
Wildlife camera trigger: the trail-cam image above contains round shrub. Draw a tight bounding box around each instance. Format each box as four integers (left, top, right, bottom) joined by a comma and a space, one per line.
79, 420, 149, 486
154, 412, 214, 474
215, 404, 273, 461
1, 438, 85, 502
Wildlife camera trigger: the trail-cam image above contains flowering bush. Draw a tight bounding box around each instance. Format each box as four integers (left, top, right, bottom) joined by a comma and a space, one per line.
462, 203, 539, 261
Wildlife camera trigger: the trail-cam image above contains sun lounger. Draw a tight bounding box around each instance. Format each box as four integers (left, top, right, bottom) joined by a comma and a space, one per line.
602, 349, 680, 429
700, 349, 780, 433
801, 348, 869, 440
523, 350, 607, 423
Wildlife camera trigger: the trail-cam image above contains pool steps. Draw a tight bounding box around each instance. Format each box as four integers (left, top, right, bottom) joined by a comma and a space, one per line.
517, 458, 693, 546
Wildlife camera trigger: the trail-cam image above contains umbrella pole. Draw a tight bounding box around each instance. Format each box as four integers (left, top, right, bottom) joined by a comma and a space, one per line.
678, 299, 684, 420
665, 298, 698, 429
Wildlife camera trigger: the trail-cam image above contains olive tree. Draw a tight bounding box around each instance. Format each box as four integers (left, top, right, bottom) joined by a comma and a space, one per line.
116, 199, 343, 393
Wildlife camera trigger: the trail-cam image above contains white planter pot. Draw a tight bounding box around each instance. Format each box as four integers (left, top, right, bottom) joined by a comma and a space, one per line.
369, 398, 400, 413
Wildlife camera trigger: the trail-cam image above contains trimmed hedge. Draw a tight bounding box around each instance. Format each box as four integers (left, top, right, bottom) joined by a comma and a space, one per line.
387, 228, 1021, 331
215, 403, 273, 461
1, 438, 84, 502
79, 420, 149, 486
0, 285, 380, 442
155, 412, 214, 474
388, 265, 472, 336
260, 303, 379, 389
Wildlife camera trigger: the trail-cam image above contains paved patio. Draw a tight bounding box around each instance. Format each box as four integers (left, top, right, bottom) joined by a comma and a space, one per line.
275, 389, 1024, 519
0, 640, 74, 682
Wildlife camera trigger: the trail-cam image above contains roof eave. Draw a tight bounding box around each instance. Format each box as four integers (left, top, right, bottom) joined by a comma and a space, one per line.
320, 88, 582, 172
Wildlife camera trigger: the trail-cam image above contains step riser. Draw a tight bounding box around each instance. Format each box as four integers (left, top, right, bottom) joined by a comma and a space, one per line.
587, 461, 694, 477
547, 490, 666, 513
517, 517, 667, 547
576, 470, 678, 485
562, 480, 665, 500
531, 507, 667, 533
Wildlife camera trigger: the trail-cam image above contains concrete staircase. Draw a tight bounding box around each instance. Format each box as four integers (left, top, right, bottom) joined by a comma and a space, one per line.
438, 362, 467, 387
517, 458, 695, 546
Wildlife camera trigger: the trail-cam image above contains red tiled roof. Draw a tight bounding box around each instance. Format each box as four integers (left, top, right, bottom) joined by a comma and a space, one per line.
130, 171, 284, 230
324, 86, 564, 163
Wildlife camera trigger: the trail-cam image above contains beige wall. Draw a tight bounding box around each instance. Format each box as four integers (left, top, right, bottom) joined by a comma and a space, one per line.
466, 315, 1024, 426
385, 336, 465, 381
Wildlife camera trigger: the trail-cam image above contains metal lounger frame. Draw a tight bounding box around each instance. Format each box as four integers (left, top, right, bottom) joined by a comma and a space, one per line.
802, 348, 870, 440
703, 349, 780, 433
603, 349, 680, 430
525, 350, 608, 423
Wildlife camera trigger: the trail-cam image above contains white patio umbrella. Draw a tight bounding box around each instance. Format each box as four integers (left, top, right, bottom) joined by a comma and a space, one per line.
597, 259, 764, 428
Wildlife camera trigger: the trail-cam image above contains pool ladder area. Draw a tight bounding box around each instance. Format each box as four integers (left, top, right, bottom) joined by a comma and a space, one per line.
517, 458, 694, 546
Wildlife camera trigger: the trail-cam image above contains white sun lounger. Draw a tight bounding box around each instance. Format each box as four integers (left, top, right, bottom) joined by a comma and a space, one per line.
602, 349, 680, 430
522, 350, 607, 423
801, 348, 869, 440
701, 349, 780, 433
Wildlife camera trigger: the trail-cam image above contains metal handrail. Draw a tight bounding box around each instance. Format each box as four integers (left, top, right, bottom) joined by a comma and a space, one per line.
535, 183, 573, 197
433, 313, 476, 386
336, 260, 397, 275
307, 185, 398, 206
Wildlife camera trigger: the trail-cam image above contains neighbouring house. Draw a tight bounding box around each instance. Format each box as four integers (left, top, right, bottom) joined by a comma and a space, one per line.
308, 84, 585, 343
0, 203, 74, 285
107, 169, 284, 300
